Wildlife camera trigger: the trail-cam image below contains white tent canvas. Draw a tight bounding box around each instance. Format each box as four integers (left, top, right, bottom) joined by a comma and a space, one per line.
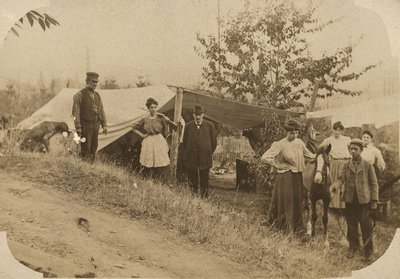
17, 85, 176, 151
306, 94, 399, 128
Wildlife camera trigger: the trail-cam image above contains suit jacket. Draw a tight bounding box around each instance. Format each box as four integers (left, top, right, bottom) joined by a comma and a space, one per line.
182, 119, 217, 170
339, 158, 379, 204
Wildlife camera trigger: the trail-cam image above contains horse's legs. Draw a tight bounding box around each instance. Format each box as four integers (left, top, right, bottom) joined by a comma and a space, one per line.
322, 196, 330, 247
311, 197, 318, 237
305, 190, 312, 235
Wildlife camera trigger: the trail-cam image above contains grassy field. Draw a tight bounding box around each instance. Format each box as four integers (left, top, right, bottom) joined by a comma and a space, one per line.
0, 148, 397, 278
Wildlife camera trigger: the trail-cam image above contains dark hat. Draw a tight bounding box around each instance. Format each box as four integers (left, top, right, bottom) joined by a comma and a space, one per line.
350, 138, 364, 149
86, 72, 99, 81
284, 119, 301, 131
193, 105, 205, 115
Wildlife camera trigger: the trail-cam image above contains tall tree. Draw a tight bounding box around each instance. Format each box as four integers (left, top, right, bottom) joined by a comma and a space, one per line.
195, 1, 376, 110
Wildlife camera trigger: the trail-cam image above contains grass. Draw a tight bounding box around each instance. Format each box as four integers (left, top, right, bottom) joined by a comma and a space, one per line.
0, 147, 395, 278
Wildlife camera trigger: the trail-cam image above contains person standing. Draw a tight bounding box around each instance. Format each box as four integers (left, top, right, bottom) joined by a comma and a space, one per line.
132, 97, 177, 180
318, 121, 351, 212
261, 119, 315, 233
331, 138, 378, 261
72, 72, 108, 163
361, 130, 385, 176
182, 105, 217, 198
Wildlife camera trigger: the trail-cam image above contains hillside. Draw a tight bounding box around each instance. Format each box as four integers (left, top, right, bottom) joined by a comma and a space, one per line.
0, 149, 397, 278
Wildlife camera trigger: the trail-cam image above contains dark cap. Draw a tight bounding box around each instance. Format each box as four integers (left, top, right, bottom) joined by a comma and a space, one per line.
193, 105, 205, 115
86, 72, 99, 82
350, 138, 364, 150
284, 119, 301, 132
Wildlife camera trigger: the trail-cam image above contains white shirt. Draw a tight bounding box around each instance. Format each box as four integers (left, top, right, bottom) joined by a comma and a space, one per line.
319, 135, 351, 159
361, 144, 386, 172
261, 138, 315, 173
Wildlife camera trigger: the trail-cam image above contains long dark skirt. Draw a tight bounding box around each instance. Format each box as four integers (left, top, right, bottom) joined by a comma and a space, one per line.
268, 171, 304, 233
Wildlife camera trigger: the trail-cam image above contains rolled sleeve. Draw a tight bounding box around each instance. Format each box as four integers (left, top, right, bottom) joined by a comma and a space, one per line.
98, 98, 107, 128
261, 141, 281, 166
72, 92, 82, 129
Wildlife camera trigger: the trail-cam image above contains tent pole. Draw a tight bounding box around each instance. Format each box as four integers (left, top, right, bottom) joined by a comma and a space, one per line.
170, 87, 184, 185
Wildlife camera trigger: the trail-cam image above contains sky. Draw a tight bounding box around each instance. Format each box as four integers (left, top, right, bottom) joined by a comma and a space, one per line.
0, 0, 399, 91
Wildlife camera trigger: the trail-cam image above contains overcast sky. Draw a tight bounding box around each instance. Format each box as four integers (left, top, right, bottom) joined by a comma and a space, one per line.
0, 0, 399, 89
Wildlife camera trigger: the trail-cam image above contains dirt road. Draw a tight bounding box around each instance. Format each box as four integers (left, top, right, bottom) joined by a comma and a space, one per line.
0, 171, 258, 278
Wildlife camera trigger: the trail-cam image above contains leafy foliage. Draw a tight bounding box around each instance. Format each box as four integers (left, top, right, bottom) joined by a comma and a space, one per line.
195, 1, 377, 109
136, 75, 152, 88
241, 111, 289, 194
100, 78, 120, 89
9, 10, 60, 38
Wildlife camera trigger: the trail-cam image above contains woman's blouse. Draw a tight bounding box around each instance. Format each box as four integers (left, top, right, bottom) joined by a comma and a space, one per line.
361, 144, 386, 172
132, 115, 168, 136
261, 138, 315, 173
319, 135, 351, 159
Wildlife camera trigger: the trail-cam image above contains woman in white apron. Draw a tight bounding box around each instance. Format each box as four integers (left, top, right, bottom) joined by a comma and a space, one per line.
132, 98, 177, 180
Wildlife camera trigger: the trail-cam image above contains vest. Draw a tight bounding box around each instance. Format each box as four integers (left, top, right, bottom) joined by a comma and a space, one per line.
80, 88, 101, 122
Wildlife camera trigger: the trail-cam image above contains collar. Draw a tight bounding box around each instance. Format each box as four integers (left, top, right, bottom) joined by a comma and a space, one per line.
195, 121, 202, 126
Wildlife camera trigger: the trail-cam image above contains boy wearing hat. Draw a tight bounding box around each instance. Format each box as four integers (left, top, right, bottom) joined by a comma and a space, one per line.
331, 138, 378, 261
182, 105, 217, 198
72, 72, 108, 163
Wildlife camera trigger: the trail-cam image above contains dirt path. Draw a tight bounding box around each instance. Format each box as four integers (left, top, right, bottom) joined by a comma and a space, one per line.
0, 171, 258, 278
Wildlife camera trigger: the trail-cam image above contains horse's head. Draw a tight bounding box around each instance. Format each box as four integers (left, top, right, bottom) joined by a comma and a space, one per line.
304, 123, 321, 154
314, 143, 331, 185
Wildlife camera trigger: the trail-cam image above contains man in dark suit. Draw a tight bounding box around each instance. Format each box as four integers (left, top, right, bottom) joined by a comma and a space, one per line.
331, 138, 378, 261
72, 72, 108, 163
182, 105, 217, 198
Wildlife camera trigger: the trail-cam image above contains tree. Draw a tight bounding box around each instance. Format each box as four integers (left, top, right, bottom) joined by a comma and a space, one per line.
100, 78, 120, 89
9, 10, 60, 38
136, 75, 151, 88
195, 1, 377, 110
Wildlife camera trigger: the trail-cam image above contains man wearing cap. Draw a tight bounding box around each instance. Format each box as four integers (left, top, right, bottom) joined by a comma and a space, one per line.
182, 105, 217, 198
72, 72, 108, 163
331, 138, 378, 261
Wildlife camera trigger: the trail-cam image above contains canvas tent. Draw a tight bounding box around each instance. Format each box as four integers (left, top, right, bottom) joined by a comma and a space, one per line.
306, 94, 399, 129
17, 85, 302, 159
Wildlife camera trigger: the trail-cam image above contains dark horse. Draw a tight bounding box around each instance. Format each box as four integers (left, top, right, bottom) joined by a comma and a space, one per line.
303, 123, 331, 246
310, 143, 332, 246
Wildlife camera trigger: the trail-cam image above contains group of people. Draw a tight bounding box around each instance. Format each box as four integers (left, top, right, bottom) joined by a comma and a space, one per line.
262, 119, 384, 261
73, 72, 385, 260
72, 72, 217, 198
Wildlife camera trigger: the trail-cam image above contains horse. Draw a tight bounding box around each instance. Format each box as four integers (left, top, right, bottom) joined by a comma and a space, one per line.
310, 143, 332, 246
302, 122, 319, 235
303, 123, 332, 246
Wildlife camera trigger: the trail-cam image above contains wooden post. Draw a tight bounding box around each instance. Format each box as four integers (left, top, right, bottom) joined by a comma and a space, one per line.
169, 87, 184, 184
309, 80, 320, 112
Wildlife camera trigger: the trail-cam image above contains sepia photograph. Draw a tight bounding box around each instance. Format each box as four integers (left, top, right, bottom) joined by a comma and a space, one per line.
0, 0, 399, 278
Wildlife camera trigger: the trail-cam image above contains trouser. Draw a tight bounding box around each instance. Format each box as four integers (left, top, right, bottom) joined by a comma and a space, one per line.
187, 168, 210, 198
81, 119, 100, 163
345, 200, 374, 256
